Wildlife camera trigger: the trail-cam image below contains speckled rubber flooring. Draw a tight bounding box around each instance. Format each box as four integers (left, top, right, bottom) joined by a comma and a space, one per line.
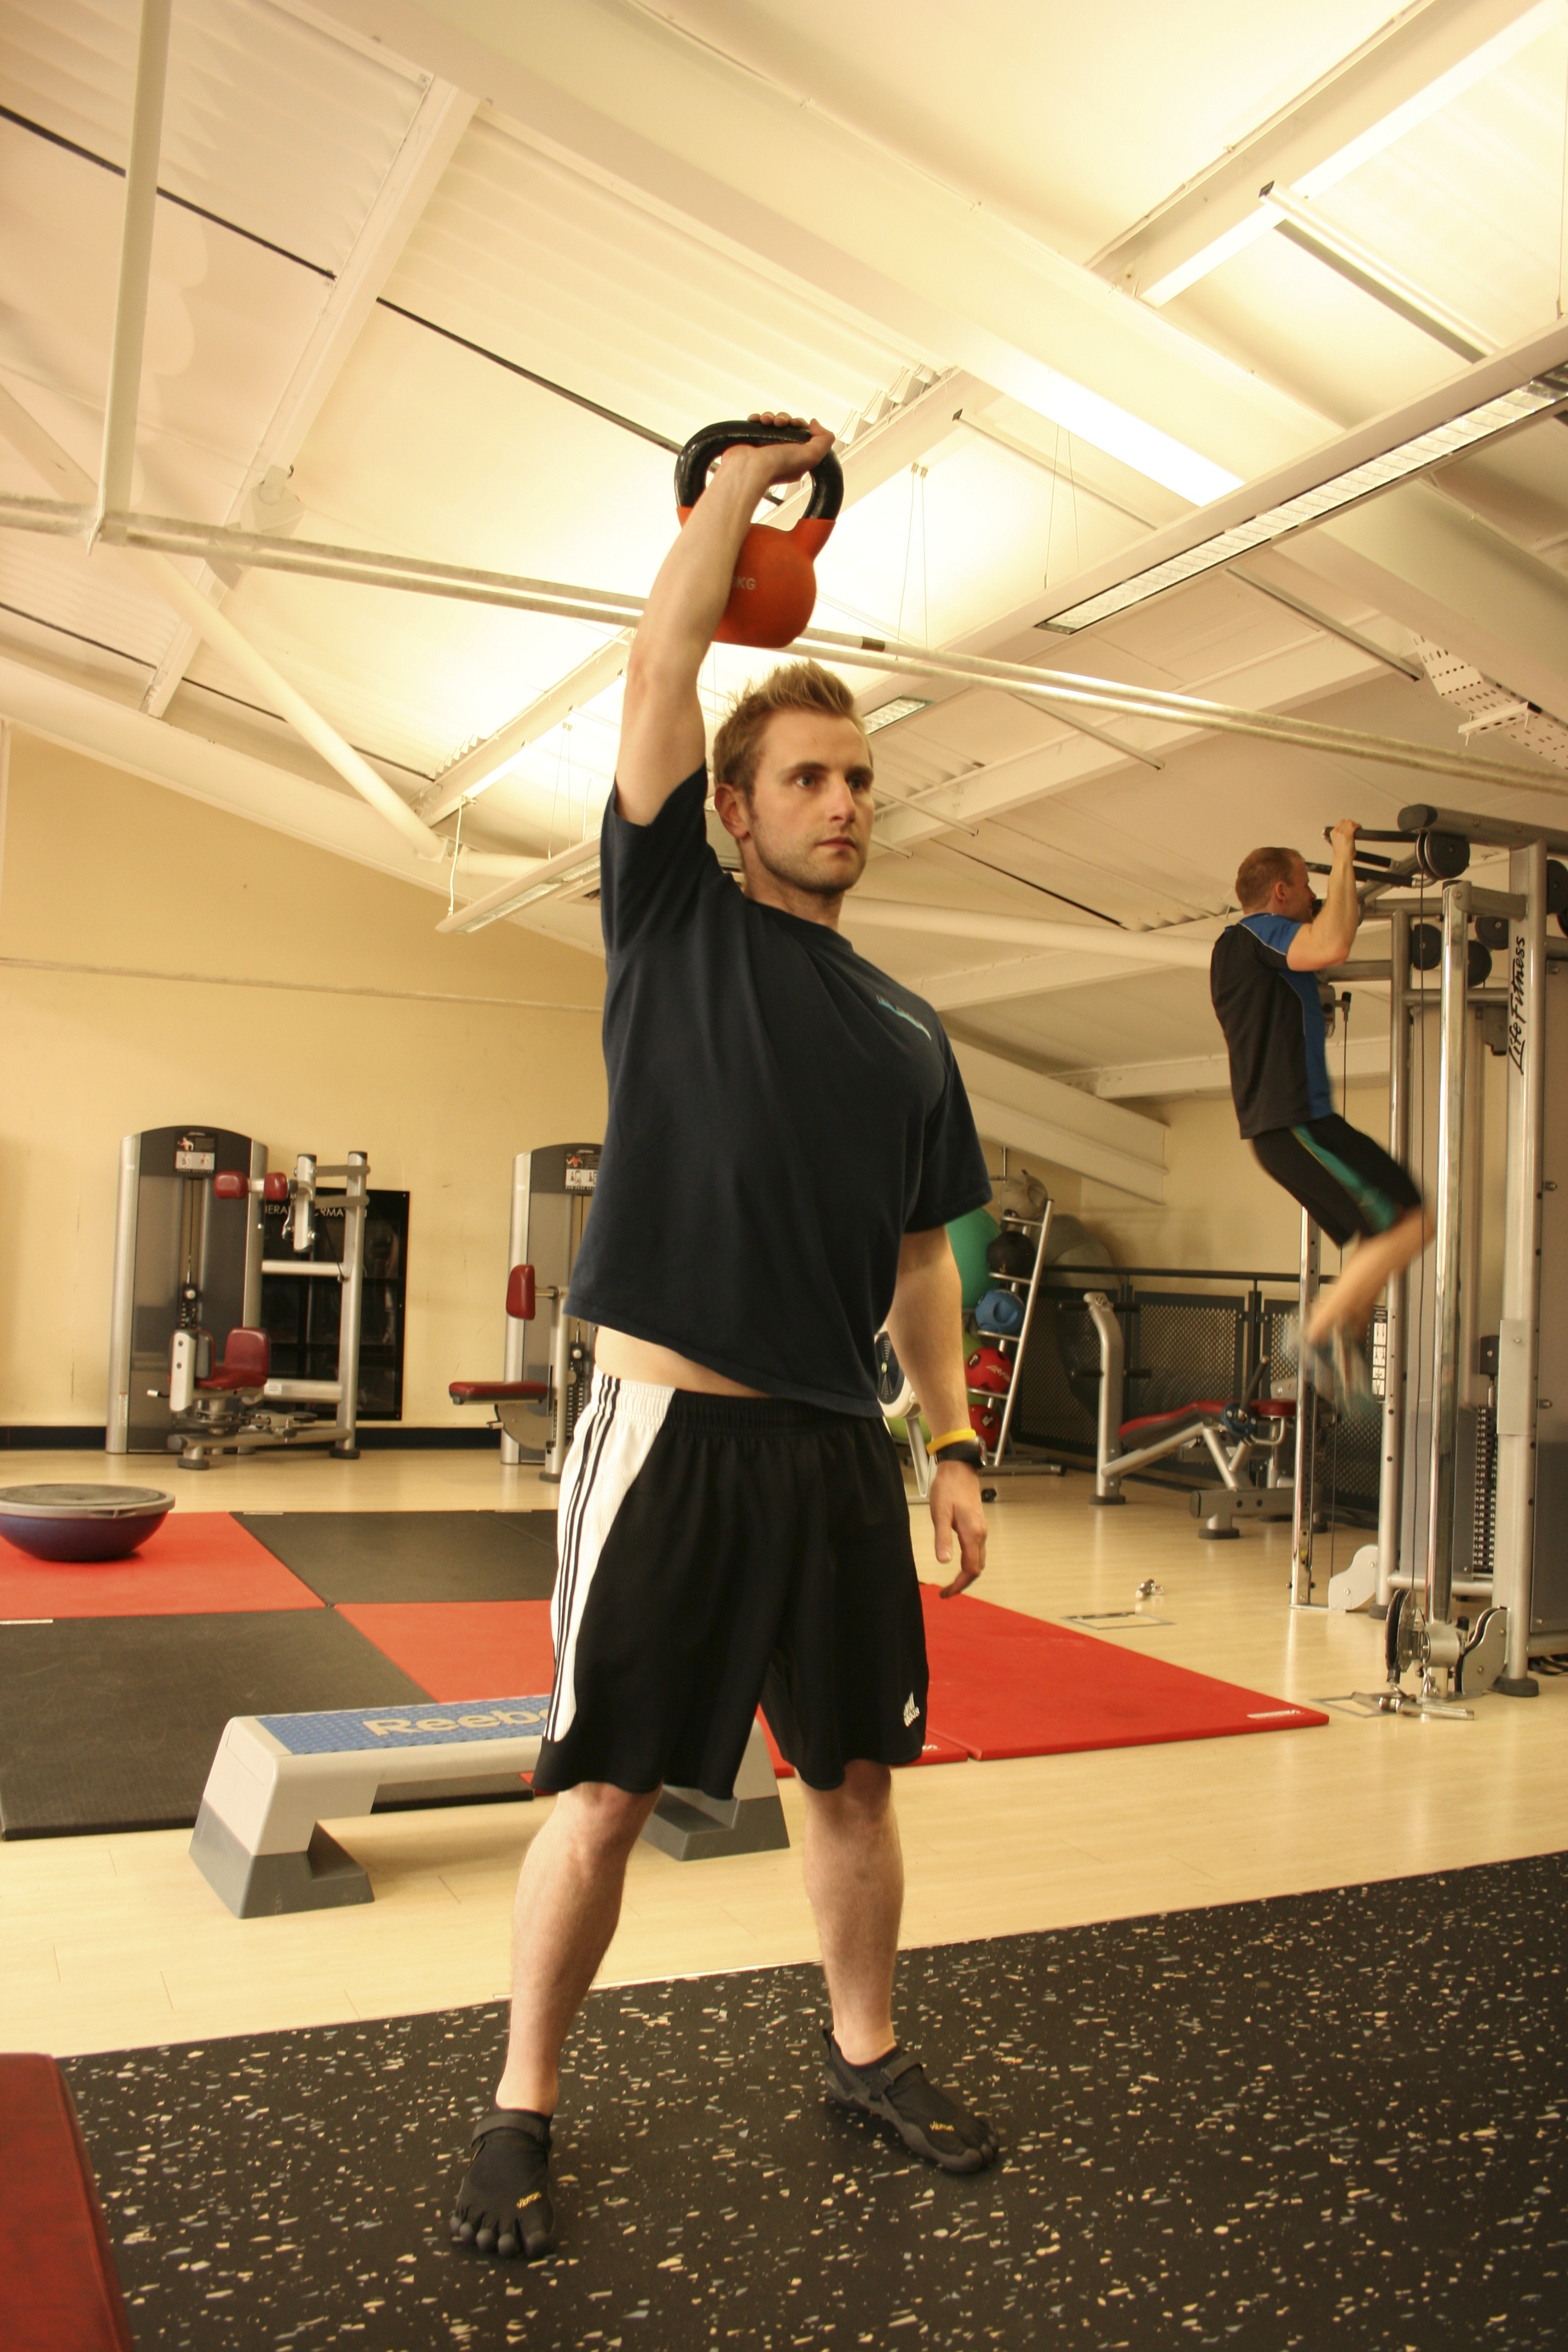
67, 1852, 1566, 2351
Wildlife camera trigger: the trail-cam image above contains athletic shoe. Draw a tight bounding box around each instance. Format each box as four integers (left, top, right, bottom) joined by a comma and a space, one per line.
1300, 1327, 1371, 1406
449, 2108, 557, 2259
821, 2028, 999, 2173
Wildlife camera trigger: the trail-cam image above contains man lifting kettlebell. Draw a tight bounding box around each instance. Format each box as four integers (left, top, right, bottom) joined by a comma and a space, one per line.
448, 414, 1001, 2262
1211, 820, 1434, 1397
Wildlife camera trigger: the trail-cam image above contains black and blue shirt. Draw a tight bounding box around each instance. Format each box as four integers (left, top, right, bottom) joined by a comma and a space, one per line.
566, 767, 991, 1415
1210, 912, 1332, 1139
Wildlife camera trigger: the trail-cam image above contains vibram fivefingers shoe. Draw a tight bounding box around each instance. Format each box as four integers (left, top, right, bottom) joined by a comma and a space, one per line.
449, 2108, 557, 2259
822, 2028, 999, 2174
1299, 1327, 1370, 1407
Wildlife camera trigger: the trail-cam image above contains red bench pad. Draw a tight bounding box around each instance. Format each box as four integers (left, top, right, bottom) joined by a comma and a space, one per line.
1120, 1400, 1230, 1442
448, 1380, 548, 1404
0, 2054, 134, 2352
1120, 1395, 1297, 1443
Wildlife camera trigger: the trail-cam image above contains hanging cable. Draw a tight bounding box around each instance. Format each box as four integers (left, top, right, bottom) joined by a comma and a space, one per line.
1404, 876, 1431, 1593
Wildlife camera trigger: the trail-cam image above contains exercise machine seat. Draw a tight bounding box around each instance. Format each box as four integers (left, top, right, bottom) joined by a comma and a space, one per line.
448, 1378, 549, 1404
198, 1327, 271, 1393
1120, 1395, 1297, 1443
506, 1263, 536, 1321
0, 2054, 136, 2351
1120, 1399, 1230, 1443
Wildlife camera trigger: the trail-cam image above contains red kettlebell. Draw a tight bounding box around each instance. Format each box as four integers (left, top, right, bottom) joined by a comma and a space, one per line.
674, 419, 844, 649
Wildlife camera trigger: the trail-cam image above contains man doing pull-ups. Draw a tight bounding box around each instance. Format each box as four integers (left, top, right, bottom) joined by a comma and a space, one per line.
448, 414, 1000, 2262
1211, 820, 1433, 1394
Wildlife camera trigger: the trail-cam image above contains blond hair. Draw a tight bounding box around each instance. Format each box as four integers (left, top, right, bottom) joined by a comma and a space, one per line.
711, 661, 866, 797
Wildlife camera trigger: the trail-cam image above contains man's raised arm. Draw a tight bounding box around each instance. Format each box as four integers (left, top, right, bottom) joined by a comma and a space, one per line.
615, 413, 835, 827
1289, 819, 1362, 972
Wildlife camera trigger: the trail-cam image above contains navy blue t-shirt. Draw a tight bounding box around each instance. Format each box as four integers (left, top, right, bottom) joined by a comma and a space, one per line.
566, 769, 991, 1414
1209, 912, 1332, 1138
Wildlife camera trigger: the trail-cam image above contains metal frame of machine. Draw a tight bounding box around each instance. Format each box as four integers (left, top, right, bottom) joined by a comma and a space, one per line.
1289, 805, 1568, 1711
107, 1129, 371, 1471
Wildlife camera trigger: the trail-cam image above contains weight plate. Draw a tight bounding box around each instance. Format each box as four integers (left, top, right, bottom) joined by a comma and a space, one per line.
1410, 921, 1442, 972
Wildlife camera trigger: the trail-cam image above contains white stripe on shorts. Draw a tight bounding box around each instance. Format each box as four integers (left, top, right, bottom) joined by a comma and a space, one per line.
547, 1371, 673, 1745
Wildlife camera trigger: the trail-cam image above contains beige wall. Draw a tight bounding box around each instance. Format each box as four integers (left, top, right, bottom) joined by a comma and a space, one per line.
0, 729, 607, 1428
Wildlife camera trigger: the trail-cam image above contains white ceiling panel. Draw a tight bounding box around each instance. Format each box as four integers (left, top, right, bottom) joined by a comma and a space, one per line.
383, 116, 918, 449
0, 0, 426, 275
649, 0, 1408, 260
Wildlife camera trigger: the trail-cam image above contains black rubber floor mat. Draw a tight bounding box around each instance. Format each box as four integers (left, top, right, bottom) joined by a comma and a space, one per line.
235, 1511, 558, 1602
67, 1853, 1568, 2350
0, 1611, 431, 1837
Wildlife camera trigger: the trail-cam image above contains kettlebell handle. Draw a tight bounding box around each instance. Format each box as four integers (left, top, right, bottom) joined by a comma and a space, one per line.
674, 420, 844, 524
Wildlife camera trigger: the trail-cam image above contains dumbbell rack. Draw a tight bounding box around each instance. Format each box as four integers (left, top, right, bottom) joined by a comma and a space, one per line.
965, 1203, 1053, 1473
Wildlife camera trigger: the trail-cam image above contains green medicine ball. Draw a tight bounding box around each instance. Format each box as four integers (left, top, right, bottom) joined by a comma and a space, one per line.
946, 1205, 1000, 1311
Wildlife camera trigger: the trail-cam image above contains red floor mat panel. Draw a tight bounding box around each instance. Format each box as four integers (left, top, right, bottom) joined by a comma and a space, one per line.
920, 1584, 1327, 1759
339, 1599, 557, 1700
0, 1514, 322, 1619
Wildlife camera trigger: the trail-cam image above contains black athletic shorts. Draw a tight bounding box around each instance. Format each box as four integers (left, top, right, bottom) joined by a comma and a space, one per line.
534, 1374, 929, 1800
1250, 1112, 1422, 1250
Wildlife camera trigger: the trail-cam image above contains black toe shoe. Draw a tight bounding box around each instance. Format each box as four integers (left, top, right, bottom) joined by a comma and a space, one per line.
822, 2030, 1000, 2174
450, 2108, 557, 2259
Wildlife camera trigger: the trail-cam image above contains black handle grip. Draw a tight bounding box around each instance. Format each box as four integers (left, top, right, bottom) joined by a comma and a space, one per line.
674, 419, 844, 523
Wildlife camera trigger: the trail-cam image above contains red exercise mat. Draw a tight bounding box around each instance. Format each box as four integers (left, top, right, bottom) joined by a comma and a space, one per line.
920, 1584, 1328, 1759
0, 1514, 321, 1619
0, 2055, 134, 2352
340, 1598, 557, 1700
341, 1604, 964, 1782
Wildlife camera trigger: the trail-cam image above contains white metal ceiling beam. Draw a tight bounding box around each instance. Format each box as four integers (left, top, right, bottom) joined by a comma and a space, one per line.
950, 1042, 1168, 1203
0, 653, 465, 896
1092, 0, 1556, 299
419, 365, 990, 825
1028, 319, 1568, 634
308, 0, 1325, 494
1068, 1034, 1392, 1102
920, 946, 1211, 1014
846, 900, 1213, 969
0, 387, 448, 862
142, 76, 478, 718
94, 0, 172, 534
869, 633, 1388, 854
1284, 481, 1568, 728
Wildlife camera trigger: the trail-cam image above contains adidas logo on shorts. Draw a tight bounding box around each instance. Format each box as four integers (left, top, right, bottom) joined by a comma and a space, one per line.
903, 1693, 918, 1726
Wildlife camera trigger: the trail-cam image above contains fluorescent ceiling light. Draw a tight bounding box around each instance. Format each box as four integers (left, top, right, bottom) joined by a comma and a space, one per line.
1016, 367, 1239, 503
863, 697, 930, 733
1042, 350, 1568, 634
1145, 0, 1567, 307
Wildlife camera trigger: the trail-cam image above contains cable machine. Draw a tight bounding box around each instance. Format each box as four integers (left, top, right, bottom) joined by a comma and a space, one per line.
1293, 805, 1568, 1710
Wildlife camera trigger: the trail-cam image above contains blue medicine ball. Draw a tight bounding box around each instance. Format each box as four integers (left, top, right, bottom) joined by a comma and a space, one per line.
975, 1287, 1024, 1336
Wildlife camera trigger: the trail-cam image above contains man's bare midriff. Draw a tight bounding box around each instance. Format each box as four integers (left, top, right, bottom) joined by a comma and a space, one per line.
592, 1327, 768, 1397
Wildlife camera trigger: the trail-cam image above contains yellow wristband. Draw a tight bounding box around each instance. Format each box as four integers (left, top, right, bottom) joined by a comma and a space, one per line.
927, 1427, 976, 1453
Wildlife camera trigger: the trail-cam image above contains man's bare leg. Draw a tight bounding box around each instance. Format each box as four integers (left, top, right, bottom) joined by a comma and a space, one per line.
801, 1760, 903, 2062
801, 1759, 998, 2172
451, 1780, 659, 2259
1305, 1206, 1434, 1347
495, 1780, 662, 2111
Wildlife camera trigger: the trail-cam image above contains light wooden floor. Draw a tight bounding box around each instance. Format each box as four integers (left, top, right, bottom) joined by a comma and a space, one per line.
2, 1449, 1564, 2060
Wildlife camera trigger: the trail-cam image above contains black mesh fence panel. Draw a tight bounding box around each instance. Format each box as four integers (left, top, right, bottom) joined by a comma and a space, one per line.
1016, 1276, 1377, 1517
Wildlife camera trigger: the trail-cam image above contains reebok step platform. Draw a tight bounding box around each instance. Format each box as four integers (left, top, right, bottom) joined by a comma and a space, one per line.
190, 1700, 787, 1914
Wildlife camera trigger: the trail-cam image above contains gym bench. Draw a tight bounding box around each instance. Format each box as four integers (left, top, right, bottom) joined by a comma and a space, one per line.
1084, 1290, 1296, 1541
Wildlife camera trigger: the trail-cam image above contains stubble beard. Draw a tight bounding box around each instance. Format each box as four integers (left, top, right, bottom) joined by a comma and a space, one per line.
750, 822, 869, 901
